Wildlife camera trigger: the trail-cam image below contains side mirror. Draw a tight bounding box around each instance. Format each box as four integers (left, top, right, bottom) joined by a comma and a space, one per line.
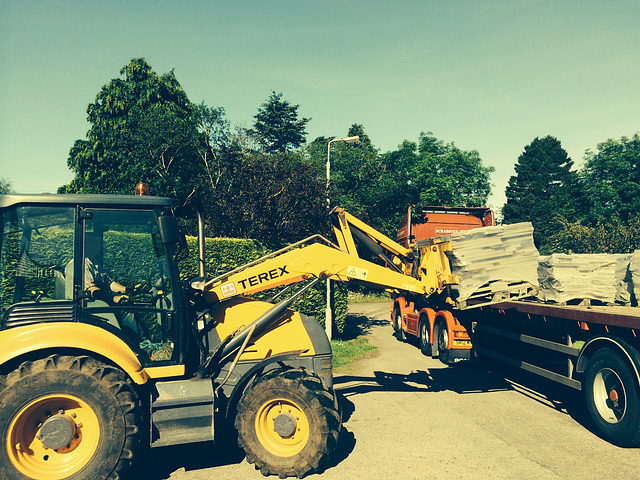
158, 216, 180, 245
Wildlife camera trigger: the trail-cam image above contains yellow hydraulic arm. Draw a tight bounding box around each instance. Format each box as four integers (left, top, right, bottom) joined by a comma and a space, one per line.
203, 208, 458, 303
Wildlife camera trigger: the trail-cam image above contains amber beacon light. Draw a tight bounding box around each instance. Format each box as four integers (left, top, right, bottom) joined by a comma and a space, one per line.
135, 182, 150, 196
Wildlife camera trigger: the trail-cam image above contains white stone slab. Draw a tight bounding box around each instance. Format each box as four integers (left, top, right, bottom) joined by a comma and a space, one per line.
443, 222, 539, 303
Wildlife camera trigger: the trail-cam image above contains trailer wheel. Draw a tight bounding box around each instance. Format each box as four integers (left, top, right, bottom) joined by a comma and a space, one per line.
235, 368, 340, 478
418, 315, 432, 356
437, 321, 450, 364
393, 306, 405, 341
584, 348, 640, 446
0, 355, 140, 480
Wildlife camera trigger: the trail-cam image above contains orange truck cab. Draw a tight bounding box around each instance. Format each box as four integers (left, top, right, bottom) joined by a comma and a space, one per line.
397, 205, 494, 248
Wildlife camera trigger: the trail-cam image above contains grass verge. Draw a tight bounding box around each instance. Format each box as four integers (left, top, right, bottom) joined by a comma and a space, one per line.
331, 337, 377, 371
348, 292, 390, 303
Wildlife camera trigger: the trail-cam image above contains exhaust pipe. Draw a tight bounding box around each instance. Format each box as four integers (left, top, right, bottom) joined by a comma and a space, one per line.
198, 208, 206, 279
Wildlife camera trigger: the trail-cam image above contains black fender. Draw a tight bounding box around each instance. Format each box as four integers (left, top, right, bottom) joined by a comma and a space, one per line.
576, 334, 640, 388
224, 351, 322, 419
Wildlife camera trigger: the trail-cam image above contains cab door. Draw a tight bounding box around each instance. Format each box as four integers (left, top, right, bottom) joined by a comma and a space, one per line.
79, 208, 180, 366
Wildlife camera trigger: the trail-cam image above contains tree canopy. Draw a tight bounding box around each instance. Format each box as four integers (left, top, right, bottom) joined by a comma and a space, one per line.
250, 91, 310, 154
0, 178, 13, 194
534, 133, 640, 254
581, 134, 640, 223
59, 58, 209, 211
60, 59, 326, 244
58, 57, 499, 246
501, 133, 640, 255
305, 127, 494, 236
410, 132, 494, 208
502, 136, 581, 251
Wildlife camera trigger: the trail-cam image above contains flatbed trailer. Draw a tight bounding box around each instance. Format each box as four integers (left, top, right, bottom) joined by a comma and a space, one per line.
393, 296, 640, 446
454, 300, 640, 447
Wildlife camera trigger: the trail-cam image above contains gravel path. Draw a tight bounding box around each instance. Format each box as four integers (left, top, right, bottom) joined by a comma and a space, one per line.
136, 303, 640, 479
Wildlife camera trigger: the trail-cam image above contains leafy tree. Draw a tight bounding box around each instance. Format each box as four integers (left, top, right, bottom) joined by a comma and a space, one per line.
59, 58, 218, 212
410, 131, 494, 208
581, 133, 640, 224
306, 124, 394, 231
251, 91, 310, 154
0, 178, 13, 194
502, 136, 581, 252
306, 127, 493, 237
202, 150, 327, 245
194, 102, 232, 198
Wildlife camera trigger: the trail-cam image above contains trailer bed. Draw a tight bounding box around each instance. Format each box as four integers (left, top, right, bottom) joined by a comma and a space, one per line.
487, 300, 640, 331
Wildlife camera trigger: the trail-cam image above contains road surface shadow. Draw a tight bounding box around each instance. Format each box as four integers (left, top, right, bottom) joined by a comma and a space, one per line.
334, 361, 596, 440
334, 362, 512, 397
127, 432, 247, 479
127, 423, 358, 480
492, 364, 592, 433
126, 406, 358, 480
342, 306, 591, 427
335, 312, 389, 340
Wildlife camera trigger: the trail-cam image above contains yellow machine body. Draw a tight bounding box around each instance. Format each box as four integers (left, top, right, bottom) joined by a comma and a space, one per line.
0, 322, 185, 384
208, 297, 317, 360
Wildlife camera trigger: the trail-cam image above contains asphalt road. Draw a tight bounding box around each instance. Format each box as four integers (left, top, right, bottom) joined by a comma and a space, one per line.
133, 303, 640, 479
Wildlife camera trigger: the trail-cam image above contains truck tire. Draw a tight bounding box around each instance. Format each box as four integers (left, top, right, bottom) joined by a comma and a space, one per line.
437, 321, 450, 364
235, 368, 340, 478
584, 348, 640, 446
0, 355, 140, 480
393, 306, 405, 341
418, 315, 432, 356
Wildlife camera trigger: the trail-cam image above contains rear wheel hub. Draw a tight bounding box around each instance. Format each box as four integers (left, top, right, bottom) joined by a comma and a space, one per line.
273, 413, 297, 438
39, 413, 77, 450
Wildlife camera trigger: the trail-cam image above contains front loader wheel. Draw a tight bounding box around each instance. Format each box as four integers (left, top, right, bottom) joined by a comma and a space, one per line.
0, 355, 140, 480
235, 368, 340, 478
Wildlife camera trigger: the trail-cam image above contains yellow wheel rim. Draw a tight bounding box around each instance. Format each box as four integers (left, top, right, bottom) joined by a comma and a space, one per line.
6, 394, 101, 480
255, 398, 310, 457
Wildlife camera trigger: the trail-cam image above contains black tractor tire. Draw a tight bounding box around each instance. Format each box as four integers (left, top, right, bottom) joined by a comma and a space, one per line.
418, 315, 432, 356
235, 368, 340, 478
393, 306, 405, 342
0, 354, 141, 480
584, 348, 640, 447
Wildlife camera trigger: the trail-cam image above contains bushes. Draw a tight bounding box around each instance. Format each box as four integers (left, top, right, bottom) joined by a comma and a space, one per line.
547, 216, 640, 254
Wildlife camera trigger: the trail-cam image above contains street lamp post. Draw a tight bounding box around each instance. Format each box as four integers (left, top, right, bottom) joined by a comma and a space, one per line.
325, 135, 359, 340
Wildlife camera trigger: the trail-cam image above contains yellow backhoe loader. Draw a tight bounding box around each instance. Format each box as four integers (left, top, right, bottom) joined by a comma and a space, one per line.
0, 193, 456, 479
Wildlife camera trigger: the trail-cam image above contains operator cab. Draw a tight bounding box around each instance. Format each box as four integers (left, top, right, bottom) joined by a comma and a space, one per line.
0, 194, 185, 367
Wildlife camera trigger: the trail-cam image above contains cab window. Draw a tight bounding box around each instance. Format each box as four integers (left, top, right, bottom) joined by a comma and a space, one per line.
0, 206, 75, 306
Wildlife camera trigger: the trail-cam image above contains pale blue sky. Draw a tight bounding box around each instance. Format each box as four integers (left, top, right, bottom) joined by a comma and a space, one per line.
1, 0, 638, 210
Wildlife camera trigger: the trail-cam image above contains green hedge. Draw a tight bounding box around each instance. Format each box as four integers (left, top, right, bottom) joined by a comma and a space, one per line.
179, 237, 348, 333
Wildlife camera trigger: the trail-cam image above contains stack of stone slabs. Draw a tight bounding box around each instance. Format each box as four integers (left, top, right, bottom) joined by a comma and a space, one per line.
537, 253, 633, 305
438, 222, 539, 308
615, 254, 633, 305
538, 254, 613, 304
